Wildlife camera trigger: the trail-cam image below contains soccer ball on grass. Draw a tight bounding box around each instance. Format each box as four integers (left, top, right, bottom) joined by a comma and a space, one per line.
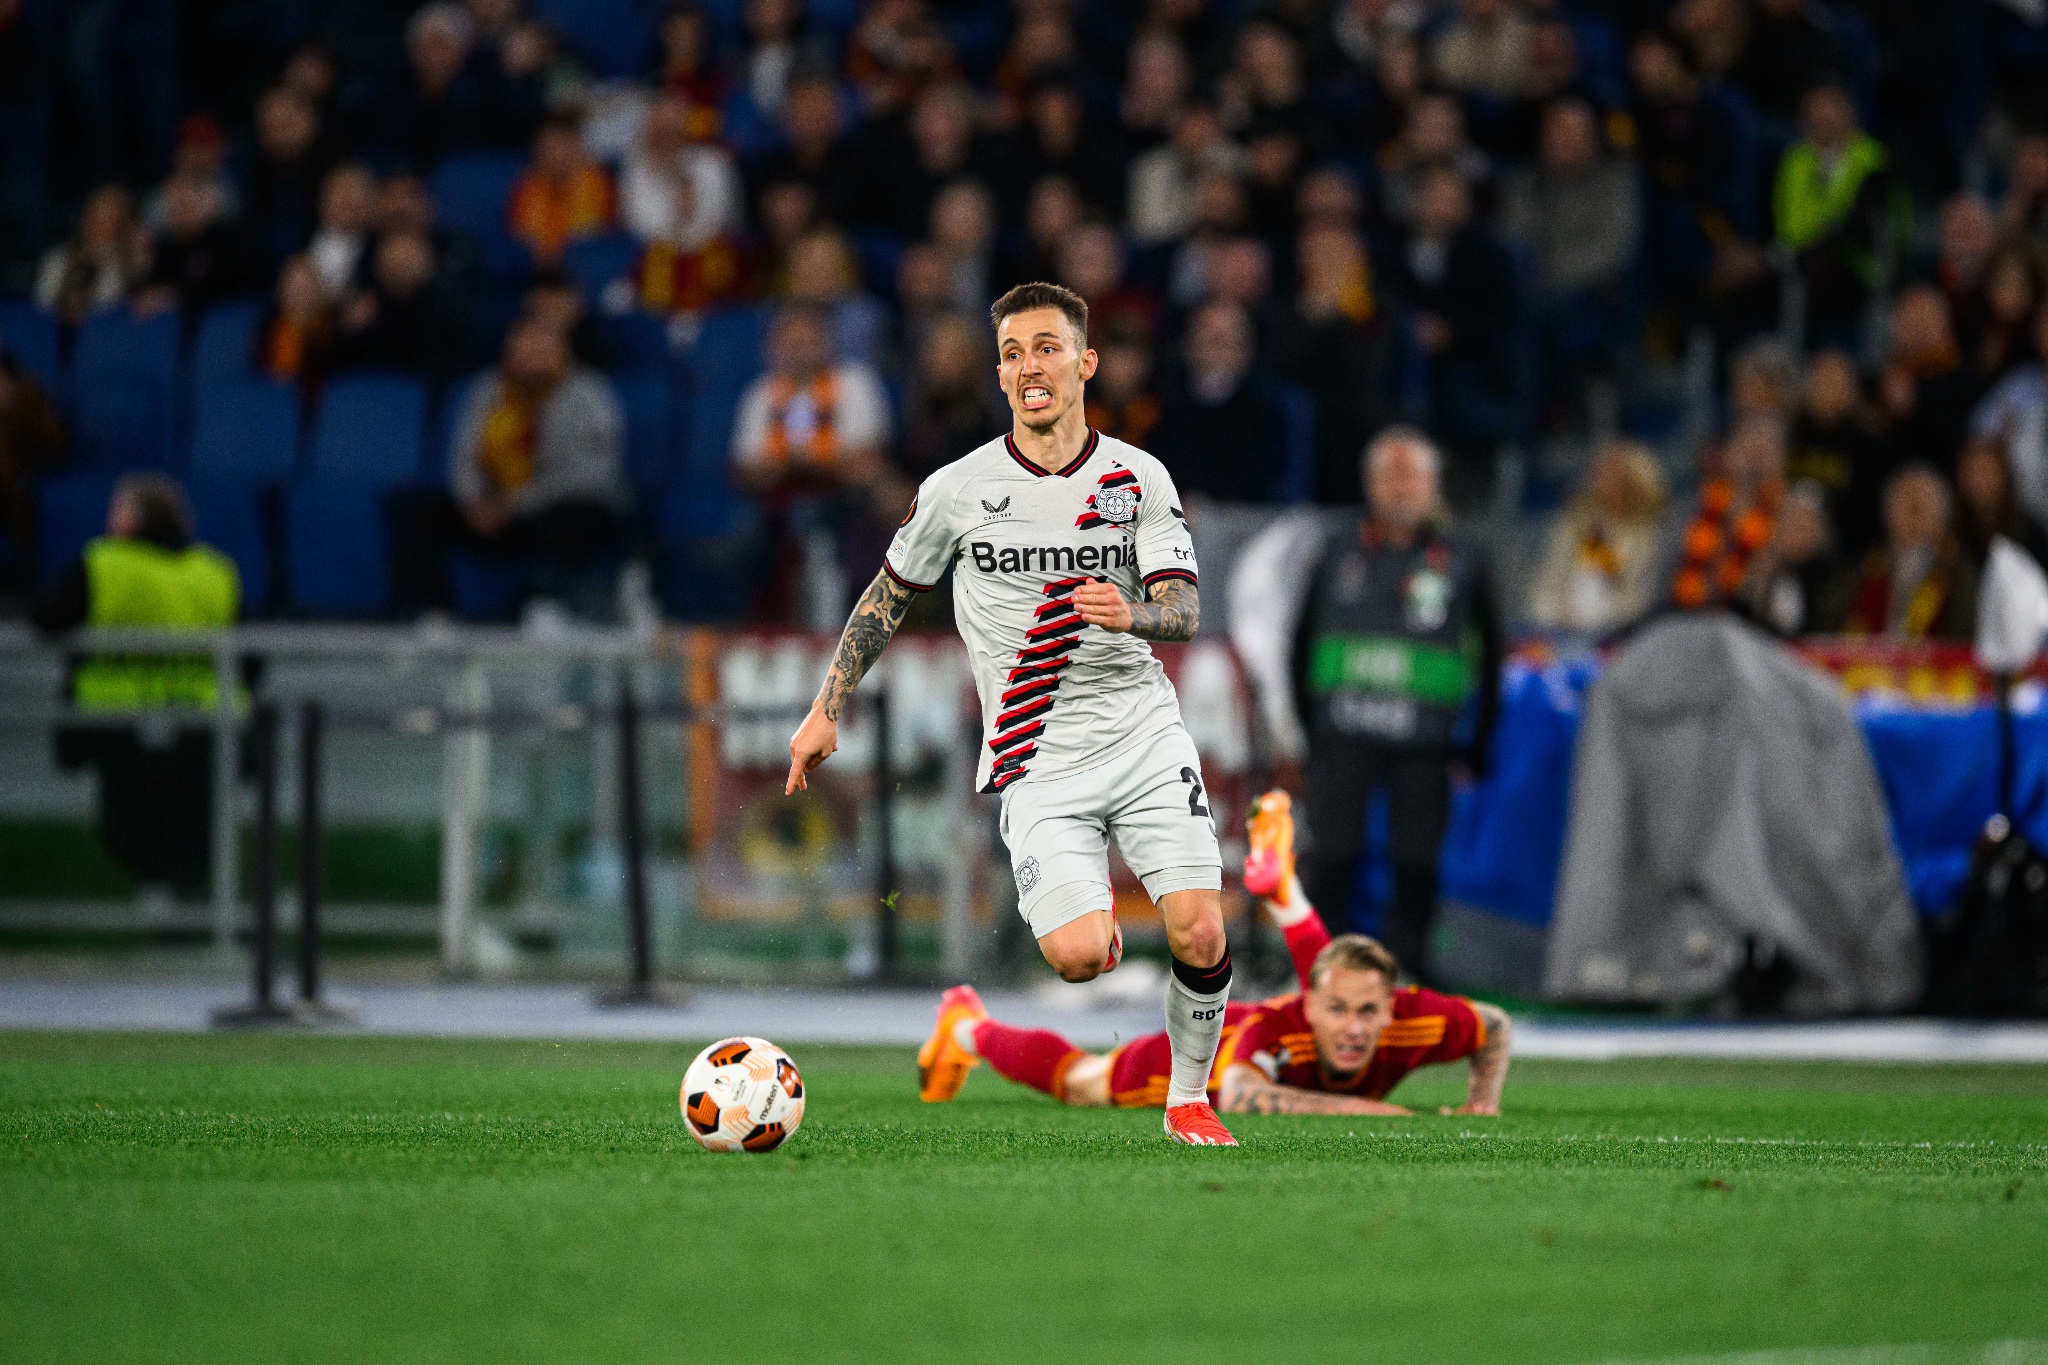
680, 1036, 805, 1153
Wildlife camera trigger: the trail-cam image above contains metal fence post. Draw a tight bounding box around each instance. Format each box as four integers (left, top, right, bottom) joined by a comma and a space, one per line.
212, 704, 288, 1026
440, 658, 489, 977
297, 700, 324, 1005
618, 663, 653, 997
209, 643, 238, 954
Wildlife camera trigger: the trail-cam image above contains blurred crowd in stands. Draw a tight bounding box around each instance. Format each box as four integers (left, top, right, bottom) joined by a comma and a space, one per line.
1, 0, 2047, 636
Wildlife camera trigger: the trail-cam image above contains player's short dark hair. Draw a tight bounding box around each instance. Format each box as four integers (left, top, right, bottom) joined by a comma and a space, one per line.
1309, 934, 1400, 990
990, 282, 1088, 346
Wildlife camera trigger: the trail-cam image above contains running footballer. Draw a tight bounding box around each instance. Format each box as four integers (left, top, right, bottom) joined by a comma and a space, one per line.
918, 790, 1515, 1117
785, 283, 1240, 1146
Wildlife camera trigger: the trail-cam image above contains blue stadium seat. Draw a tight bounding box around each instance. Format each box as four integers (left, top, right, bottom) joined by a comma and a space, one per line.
653, 477, 759, 623
614, 370, 679, 495
429, 151, 528, 240
528, 0, 652, 77
284, 477, 392, 618
447, 551, 525, 621
34, 473, 114, 583
0, 299, 61, 390
598, 309, 674, 372
188, 377, 302, 483
190, 297, 268, 380
308, 371, 430, 486
427, 372, 489, 487
1254, 376, 1318, 505
187, 476, 273, 616
680, 304, 769, 485
70, 311, 181, 470
562, 232, 641, 302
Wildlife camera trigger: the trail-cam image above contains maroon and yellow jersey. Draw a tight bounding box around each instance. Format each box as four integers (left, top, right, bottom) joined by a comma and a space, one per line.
1210, 985, 1486, 1101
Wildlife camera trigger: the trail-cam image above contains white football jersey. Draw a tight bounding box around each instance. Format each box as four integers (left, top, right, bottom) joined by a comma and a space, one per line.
885, 428, 1200, 793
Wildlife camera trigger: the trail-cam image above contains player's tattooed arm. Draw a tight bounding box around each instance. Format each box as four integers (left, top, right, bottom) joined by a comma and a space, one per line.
1445, 1002, 1512, 1117
1217, 1064, 1412, 1117
816, 571, 918, 721
1073, 577, 1200, 641
788, 570, 915, 794
1128, 577, 1200, 642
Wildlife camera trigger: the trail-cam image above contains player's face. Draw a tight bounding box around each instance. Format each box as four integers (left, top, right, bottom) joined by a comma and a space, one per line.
996, 308, 1098, 434
1303, 967, 1395, 1078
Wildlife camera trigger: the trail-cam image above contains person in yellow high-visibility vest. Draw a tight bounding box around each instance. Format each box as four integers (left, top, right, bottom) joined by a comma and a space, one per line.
33, 474, 241, 900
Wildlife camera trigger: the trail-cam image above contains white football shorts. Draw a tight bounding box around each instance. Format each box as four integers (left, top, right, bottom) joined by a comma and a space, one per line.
998, 725, 1223, 938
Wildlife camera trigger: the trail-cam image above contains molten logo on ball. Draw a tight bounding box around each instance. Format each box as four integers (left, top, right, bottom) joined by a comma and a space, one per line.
680, 1036, 806, 1154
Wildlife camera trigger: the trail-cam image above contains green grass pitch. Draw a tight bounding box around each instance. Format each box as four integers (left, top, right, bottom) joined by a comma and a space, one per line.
2, 1031, 2044, 1364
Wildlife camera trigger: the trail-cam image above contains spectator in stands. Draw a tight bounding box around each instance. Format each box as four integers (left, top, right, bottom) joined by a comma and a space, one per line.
898, 311, 1004, 481
1355, 32, 1428, 156
1954, 434, 2048, 573
738, 0, 815, 118
1526, 440, 1670, 634
256, 254, 338, 393
893, 242, 955, 362
927, 180, 998, 316
1264, 222, 1392, 504
243, 86, 332, 270
332, 231, 473, 379
1389, 165, 1517, 484
132, 173, 251, 318
1840, 464, 1978, 641
621, 93, 746, 252
1931, 193, 1998, 343
395, 318, 629, 618
0, 348, 66, 563
1970, 303, 2048, 528
1002, 176, 1082, 293
1231, 21, 1316, 136
744, 74, 859, 227
1375, 93, 1489, 230
1789, 347, 1890, 558
1670, 0, 1746, 85
1119, 29, 1189, 152
1876, 284, 1974, 475
509, 114, 616, 267
307, 164, 377, 298
731, 305, 894, 624
656, 2, 726, 111
1728, 337, 1799, 426
1500, 97, 1641, 424
1296, 166, 1364, 233
1431, 0, 1534, 102
1054, 221, 1159, 341
1152, 299, 1283, 503
1774, 82, 1894, 346
1999, 134, 2048, 243
34, 184, 146, 325
1008, 78, 1124, 222
1486, 19, 1599, 163
868, 84, 992, 239
843, 0, 957, 120
1965, 243, 2047, 386
779, 227, 887, 367
1241, 118, 1308, 255
362, 2, 536, 166
32, 474, 240, 902
1743, 482, 1851, 636
1671, 415, 1787, 612
1127, 102, 1241, 248
1730, 0, 1836, 124
1084, 319, 1161, 452
141, 115, 238, 232
523, 268, 609, 368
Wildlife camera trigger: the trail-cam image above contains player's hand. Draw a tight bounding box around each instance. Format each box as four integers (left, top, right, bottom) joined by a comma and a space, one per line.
1070, 579, 1133, 633
786, 705, 838, 794
1441, 1103, 1500, 1117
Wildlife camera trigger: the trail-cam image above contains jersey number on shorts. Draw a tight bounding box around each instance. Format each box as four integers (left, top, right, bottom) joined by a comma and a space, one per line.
1179, 767, 1210, 818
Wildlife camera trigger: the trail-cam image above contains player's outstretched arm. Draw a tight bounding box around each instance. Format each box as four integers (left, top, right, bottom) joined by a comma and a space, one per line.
786, 570, 918, 794
1444, 1002, 1512, 1116
1070, 577, 1199, 642
1217, 1063, 1412, 1117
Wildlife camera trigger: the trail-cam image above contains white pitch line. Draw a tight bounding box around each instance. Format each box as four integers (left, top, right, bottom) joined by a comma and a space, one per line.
1593, 1340, 2048, 1365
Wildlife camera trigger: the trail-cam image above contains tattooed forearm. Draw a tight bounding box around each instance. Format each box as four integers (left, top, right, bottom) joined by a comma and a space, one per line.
1465, 1002, 1513, 1112
815, 571, 917, 721
1127, 578, 1199, 642
1217, 1066, 1408, 1116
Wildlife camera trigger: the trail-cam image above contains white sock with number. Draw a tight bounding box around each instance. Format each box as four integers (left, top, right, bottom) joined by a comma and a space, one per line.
1163, 952, 1232, 1109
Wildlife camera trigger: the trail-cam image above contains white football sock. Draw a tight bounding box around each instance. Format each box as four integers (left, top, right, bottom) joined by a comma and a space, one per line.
1264, 875, 1311, 927
1163, 954, 1232, 1109
953, 1015, 980, 1055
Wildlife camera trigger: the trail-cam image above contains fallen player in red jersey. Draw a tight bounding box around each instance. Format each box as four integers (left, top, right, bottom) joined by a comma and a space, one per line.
918, 790, 1514, 1116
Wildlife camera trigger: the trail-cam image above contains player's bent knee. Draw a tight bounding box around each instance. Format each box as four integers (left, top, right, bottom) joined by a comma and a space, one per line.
1157, 889, 1227, 967
1037, 910, 1113, 982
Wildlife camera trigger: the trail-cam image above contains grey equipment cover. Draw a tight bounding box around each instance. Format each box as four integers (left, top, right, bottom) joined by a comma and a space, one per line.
1542, 614, 1921, 1014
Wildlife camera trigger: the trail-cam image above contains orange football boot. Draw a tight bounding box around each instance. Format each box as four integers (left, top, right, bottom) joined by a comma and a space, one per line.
1164, 1101, 1239, 1146
1242, 789, 1296, 901
917, 984, 987, 1102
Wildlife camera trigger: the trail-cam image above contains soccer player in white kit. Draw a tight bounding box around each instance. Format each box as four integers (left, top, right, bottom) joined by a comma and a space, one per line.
785, 282, 1238, 1146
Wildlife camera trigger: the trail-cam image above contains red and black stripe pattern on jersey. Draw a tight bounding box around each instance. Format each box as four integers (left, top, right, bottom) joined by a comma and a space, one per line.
1075, 465, 1142, 530
984, 576, 1088, 792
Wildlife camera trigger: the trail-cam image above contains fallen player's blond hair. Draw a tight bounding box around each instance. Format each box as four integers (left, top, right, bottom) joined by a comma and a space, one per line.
1309, 934, 1401, 991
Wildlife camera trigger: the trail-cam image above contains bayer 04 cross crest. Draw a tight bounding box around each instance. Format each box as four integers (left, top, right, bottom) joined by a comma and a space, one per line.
1015, 856, 1042, 894
1092, 484, 1139, 525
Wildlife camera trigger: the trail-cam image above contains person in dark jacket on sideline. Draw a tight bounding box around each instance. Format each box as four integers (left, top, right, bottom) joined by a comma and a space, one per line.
1289, 427, 1501, 985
